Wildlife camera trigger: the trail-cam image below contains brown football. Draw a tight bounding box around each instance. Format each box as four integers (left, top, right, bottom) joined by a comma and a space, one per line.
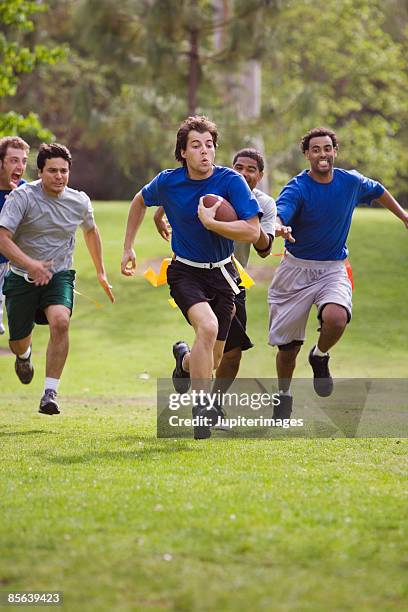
200, 194, 238, 222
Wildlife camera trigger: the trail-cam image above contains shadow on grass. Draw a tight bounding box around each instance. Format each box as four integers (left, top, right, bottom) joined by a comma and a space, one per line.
34, 438, 200, 465
0, 430, 51, 437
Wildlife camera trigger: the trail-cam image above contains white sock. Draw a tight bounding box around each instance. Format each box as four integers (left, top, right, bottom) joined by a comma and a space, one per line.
18, 347, 31, 360
279, 389, 291, 396
44, 377, 60, 393
313, 345, 328, 357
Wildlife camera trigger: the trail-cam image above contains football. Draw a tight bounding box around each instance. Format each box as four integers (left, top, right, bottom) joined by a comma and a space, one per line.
200, 194, 238, 222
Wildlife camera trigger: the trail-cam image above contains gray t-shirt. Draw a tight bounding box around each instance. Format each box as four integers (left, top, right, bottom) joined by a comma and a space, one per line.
0, 180, 95, 274
233, 187, 277, 268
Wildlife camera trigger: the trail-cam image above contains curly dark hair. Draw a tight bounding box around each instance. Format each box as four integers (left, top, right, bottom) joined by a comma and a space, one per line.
232, 148, 264, 172
175, 116, 218, 166
37, 143, 72, 171
300, 127, 338, 153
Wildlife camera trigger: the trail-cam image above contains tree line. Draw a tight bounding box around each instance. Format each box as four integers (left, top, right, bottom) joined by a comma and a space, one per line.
1, 0, 407, 202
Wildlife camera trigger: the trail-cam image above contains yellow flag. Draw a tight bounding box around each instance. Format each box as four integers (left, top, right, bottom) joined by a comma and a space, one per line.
156, 258, 171, 285
74, 289, 103, 309
144, 258, 172, 287
232, 256, 255, 289
143, 267, 158, 287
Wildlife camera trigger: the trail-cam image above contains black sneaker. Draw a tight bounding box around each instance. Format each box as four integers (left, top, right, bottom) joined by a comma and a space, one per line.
308, 346, 333, 397
172, 341, 191, 393
211, 404, 230, 431
15, 349, 34, 384
273, 394, 293, 419
192, 402, 219, 440
39, 389, 60, 415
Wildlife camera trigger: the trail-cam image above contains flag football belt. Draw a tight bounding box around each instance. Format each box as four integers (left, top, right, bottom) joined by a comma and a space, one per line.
174, 255, 241, 295
10, 265, 35, 283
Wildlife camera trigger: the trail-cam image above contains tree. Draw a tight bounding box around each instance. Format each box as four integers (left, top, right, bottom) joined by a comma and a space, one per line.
7, 0, 407, 201
259, 0, 408, 198
0, 0, 65, 138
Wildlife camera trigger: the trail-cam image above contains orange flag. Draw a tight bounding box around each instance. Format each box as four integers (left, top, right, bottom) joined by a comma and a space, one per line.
345, 259, 354, 290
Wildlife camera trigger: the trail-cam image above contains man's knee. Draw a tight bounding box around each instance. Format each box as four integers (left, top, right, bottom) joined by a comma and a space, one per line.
196, 318, 218, 345
221, 347, 242, 370
277, 341, 302, 362
320, 304, 349, 330
278, 340, 303, 353
49, 314, 70, 335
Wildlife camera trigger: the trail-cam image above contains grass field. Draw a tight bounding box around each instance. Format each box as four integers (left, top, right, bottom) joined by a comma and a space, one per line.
0, 205, 407, 611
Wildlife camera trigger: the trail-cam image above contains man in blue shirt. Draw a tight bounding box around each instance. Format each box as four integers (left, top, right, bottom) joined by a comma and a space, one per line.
0, 137, 29, 335
121, 116, 261, 438
269, 127, 408, 416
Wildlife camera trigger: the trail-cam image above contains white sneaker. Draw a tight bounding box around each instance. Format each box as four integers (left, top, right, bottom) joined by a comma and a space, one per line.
0, 322, 5, 335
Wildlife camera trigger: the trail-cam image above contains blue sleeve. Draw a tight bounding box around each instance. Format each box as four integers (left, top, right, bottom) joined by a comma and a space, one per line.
141, 173, 163, 207
276, 180, 303, 225
349, 170, 384, 205
227, 174, 261, 220
358, 173, 385, 205
0, 188, 27, 234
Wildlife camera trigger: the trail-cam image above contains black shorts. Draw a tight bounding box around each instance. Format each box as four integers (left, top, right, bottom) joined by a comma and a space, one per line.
224, 287, 253, 353
167, 259, 236, 341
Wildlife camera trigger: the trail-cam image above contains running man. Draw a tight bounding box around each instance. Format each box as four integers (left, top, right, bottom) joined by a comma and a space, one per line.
0, 137, 29, 335
154, 147, 277, 397
268, 127, 408, 417
214, 148, 276, 393
121, 116, 261, 439
0, 143, 114, 415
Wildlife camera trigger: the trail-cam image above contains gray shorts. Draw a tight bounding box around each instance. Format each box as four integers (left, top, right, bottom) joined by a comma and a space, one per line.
268, 251, 352, 347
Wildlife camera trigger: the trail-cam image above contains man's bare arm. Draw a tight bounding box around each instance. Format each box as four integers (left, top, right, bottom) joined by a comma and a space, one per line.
153, 206, 171, 241
197, 200, 260, 242
253, 227, 274, 258
275, 216, 295, 243
83, 225, 114, 303
377, 190, 408, 229
121, 191, 147, 276
0, 227, 52, 285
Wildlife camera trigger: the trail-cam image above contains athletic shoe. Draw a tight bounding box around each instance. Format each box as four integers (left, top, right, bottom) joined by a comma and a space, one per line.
308, 346, 333, 397
0, 322, 5, 335
273, 394, 293, 419
38, 389, 60, 415
192, 402, 218, 440
172, 341, 191, 393
15, 350, 34, 385
211, 404, 230, 431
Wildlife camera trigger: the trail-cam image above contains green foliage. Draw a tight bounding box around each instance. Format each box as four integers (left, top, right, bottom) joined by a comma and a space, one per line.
0, 111, 53, 139
260, 0, 408, 194
3, 0, 407, 200
0, 0, 65, 140
0, 0, 43, 27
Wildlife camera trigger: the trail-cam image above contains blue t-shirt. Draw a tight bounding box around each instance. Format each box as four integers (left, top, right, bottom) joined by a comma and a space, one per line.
0, 180, 25, 264
277, 169, 385, 260
142, 165, 261, 262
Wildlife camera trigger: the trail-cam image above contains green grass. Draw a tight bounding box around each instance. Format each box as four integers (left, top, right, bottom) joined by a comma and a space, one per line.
0, 205, 407, 611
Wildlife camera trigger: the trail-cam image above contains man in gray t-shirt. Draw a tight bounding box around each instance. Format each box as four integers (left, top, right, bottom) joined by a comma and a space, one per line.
233, 186, 276, 268
213, 149, 277, 398
0, 143, 114, 415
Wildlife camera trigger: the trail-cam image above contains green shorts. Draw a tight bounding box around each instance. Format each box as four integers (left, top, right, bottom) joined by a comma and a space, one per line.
3, 269, 76, 341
